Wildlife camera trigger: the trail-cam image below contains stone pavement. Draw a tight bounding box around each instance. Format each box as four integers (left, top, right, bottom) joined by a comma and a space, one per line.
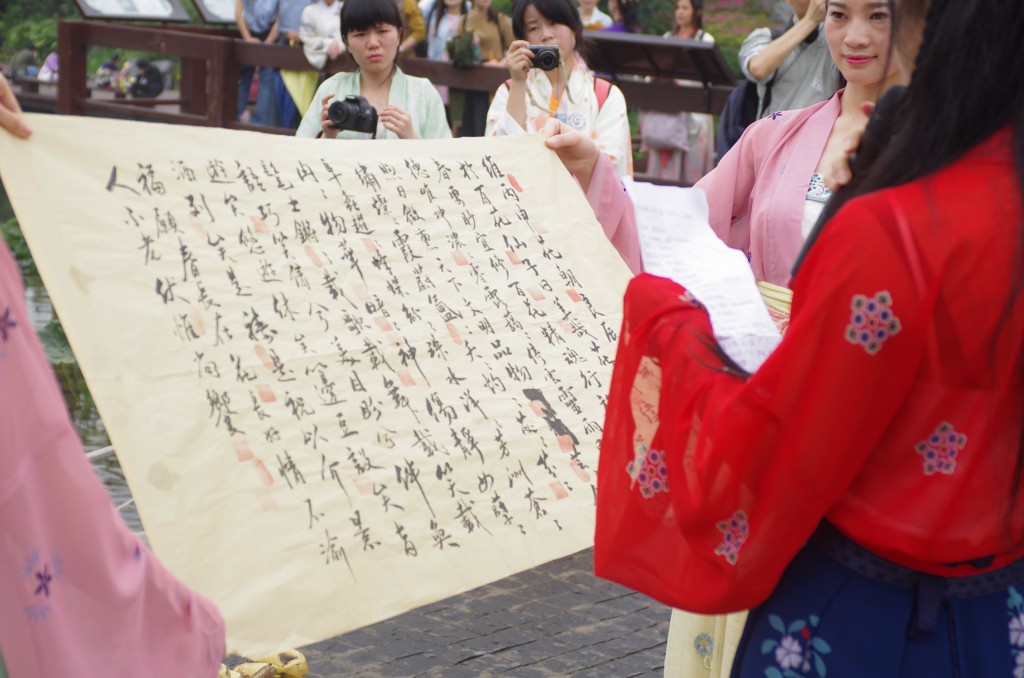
291, 549, 671, 677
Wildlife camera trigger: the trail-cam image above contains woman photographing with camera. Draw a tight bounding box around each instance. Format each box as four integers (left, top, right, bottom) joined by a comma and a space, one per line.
484, 0, 632, 178
296, 0, 452, 140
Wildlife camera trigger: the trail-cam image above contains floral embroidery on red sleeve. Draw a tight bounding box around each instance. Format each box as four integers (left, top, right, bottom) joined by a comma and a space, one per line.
844, 291, 901, 355
714, 510, 749, 565
627, 443, 669, 498
915, 422, 967, 476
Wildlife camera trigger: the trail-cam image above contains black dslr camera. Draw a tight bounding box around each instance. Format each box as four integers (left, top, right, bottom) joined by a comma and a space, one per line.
327, 95, 379, 135
528, 44, 560, 71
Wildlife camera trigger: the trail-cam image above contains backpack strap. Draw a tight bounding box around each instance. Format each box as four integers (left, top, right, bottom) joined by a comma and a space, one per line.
593, 77, 611, 111
759, 70, 779, 118
503, 76, 612, 111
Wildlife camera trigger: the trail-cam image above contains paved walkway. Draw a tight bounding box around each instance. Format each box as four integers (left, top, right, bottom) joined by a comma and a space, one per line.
282, 549, 671, 677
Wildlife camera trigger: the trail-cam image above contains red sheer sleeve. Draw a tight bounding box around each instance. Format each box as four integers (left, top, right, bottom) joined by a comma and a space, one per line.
595, 195, 934, 612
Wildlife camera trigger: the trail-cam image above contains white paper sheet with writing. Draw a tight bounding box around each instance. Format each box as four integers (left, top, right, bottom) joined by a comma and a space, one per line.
0, 114, 632, 656
625, 180, 780, 372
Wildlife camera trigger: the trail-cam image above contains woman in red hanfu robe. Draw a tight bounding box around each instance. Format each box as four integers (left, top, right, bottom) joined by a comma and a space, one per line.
545, 0, 1024, 674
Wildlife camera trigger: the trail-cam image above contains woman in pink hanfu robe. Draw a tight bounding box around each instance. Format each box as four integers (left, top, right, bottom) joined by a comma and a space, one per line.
0, 241, 225, 676
696, 93, 842, 288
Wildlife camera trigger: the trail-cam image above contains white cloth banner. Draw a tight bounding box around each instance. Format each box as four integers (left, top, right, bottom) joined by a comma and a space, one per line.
0, 115, 632, 656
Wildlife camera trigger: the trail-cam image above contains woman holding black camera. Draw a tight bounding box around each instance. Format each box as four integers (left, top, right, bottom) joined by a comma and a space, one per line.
484, 0, 631, 177
296, 0, 452, 139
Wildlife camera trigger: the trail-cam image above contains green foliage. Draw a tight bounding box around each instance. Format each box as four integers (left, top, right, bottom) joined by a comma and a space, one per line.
0, 1, 77, 55
0, 217, 37, 276
708, 24, 746, 75
39, 318, 95, 411
0, 0, 173, 73
183, 1, 204, 24
636, 0, 675, 36
38, 319, 77, 365
494, 0, 514, 16
1, 16, 60, 56
705, 0, 772, 75
0, 181, 13, 222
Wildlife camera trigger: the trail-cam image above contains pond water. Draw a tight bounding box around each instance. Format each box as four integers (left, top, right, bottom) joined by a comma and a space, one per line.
24, 277, 143, 533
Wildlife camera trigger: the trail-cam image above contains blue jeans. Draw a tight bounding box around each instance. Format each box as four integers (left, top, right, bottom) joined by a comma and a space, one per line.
237, 64, 279, 126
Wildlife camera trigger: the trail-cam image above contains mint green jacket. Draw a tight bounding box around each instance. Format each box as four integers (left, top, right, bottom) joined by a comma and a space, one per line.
295, 68, 453, 140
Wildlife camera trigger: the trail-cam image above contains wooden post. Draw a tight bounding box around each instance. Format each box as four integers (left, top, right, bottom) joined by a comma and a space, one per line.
57, 21, 89, 116
207, 39, 238, 127
179, 57, 207, 116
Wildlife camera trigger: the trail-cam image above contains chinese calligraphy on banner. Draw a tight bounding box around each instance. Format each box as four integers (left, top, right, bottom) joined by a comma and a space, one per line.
0, 114, 632, 656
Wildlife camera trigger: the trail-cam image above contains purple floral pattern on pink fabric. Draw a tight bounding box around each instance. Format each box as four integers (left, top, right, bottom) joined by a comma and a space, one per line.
626, 442, 669, 499
23, 549, 63, 622
0, 306, 15, 342
0, 306, 16, 364
915, 422, 967, 476
844, 291, 901, 355
714, 510, 749, 565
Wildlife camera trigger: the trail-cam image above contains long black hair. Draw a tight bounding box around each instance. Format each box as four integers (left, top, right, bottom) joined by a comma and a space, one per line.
429, 0, 467, 33
673, 0, 704, 36
614, 0, 639, 33
511, 0, 584, 45
800, 0, 1024, 532
341, 0, 405, 39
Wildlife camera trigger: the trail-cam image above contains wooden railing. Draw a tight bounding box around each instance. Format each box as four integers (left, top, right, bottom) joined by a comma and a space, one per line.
53, 19, 734, 137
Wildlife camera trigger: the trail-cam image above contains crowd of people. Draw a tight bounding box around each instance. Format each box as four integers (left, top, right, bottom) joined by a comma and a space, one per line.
1, 0, 855, 189
265, 0, 743, 184
217, 0, 752, 183
3, 0, 1023, 674
3, 0, 814, 186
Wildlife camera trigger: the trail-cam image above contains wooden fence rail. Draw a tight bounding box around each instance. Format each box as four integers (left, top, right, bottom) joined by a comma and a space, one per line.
51, 19, 734, 136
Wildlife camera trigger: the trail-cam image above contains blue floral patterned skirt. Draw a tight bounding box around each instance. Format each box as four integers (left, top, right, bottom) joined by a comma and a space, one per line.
730, 524, 1024, 678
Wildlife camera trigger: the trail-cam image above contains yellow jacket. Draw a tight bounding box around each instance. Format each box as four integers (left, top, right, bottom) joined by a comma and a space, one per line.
401, 0, 426, 45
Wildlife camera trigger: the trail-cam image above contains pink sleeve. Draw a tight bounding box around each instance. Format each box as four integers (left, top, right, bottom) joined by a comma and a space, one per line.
585, 153, 643, 274
694, 124, 760, 255
0, 243, 225, 676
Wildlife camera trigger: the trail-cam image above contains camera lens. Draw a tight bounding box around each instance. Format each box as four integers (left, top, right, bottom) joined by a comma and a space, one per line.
528, 45, 560, 71
536, 48, 559, 71
328, 100, 351, 128
325, 95, 379, 134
